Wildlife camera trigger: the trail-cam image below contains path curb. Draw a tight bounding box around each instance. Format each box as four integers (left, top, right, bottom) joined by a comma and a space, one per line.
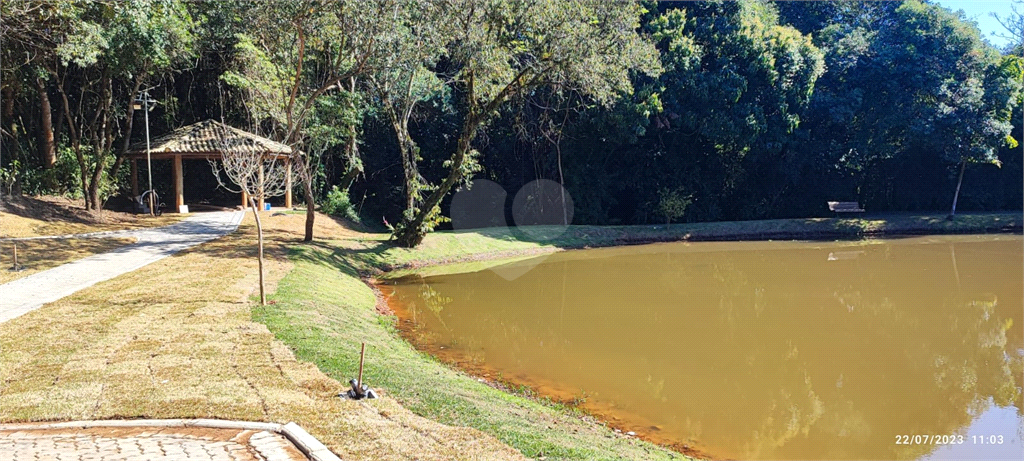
0, 419, 342, 461
281, 422, 341, 461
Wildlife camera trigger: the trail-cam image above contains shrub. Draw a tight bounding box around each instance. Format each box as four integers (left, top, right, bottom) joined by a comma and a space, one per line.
657, 187, 692, 224
322, 185, 360, 223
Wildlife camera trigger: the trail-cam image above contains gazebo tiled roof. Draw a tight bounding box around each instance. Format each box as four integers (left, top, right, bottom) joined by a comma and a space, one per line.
126, 119, 296, 213
127, 119, 293, 159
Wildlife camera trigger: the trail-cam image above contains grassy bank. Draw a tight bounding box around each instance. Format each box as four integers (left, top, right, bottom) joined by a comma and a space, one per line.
258, 211, 1020, 460
352, 211, 1022, 273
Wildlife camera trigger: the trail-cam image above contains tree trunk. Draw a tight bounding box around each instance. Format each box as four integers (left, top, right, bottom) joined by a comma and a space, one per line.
948, 160, 967, 219
394, 124, 476, 247
338, 166, 360, 192
2, 85, 14, 134
393, 68, 526, 247
74, 143, 89, 210
88, 174, 101, 210
396, 125, 419, 212
88, 150, 109, 211
35, 77, 56, 169
2, 84, 21, 196
111, 77, 142, 195
556, 141, 567, 226
303, 175, 315, 242
54, 76, 89, 209
251, 197, 267, 305
341, 75, 363, 192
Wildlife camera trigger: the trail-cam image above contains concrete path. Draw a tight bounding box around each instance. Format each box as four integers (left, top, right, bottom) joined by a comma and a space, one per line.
0, 420, 339, 461
0, 211, 245, 324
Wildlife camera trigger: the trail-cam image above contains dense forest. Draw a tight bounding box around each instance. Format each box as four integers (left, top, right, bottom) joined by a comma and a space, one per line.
2, 0, 1022, 246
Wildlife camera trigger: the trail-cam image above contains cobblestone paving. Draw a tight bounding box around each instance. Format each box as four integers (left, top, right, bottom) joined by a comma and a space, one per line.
0, 426, 309, 461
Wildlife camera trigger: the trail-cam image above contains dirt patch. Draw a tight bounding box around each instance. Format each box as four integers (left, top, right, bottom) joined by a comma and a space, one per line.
261, 211, 366, 241
0, 195, 185, 238
363, 278, 395, 316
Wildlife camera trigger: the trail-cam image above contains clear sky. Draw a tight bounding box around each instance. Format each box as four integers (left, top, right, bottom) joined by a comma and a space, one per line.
932, 0, 1018, 50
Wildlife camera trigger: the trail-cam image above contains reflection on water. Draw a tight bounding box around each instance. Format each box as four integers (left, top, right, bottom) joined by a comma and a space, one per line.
384, 235, 1024, 460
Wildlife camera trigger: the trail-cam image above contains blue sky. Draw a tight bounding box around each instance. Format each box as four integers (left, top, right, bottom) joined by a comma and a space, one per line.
932, 0, 1018, 49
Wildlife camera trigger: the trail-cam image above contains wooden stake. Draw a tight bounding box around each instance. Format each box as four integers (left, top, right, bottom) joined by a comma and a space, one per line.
357, 342, 366, 389
13, 243, 18, 268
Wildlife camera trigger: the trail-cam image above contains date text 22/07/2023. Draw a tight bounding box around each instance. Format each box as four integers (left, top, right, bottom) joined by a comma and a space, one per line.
894, 435, 1005, 445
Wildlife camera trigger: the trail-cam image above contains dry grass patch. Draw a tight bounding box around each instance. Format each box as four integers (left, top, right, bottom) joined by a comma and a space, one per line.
0, 211, 525, 461
0, 195, 184, 238
0, 237, 136, 284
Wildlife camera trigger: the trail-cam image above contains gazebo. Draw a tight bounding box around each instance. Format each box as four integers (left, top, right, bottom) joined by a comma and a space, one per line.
126, 120, 294, 213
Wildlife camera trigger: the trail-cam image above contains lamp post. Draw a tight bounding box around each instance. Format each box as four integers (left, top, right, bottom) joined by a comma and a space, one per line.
133, 89, 155, 216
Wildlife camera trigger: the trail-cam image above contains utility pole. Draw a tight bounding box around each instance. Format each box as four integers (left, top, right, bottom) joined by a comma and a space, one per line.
134, 89, 155, 216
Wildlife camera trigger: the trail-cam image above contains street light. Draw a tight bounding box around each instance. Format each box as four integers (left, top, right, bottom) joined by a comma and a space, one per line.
134, 89, 156, 216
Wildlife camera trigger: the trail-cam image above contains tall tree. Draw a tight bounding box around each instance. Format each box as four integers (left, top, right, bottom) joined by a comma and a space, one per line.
366, 1, 448, 216
392, 0, 662, 247
776, 0, 1019, 213
1, 1, 79, 191
48, 0, 195, 210
865, 1, 1018, 216
220, 0, 380, 241
639, 0, 824, 220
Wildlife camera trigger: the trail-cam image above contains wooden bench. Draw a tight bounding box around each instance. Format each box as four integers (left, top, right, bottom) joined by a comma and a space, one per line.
827, 201, 865, 214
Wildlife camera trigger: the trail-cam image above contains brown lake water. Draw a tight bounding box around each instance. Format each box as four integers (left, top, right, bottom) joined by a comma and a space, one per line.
383, 235, 1024, 460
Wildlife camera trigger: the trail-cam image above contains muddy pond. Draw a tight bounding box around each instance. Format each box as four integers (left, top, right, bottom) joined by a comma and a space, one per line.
382, 235, 1023, 460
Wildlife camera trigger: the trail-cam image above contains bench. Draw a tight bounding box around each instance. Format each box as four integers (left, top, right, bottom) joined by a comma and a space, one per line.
827, 201, 865, 214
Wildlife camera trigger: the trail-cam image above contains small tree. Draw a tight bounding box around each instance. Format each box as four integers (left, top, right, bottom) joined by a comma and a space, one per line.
209, 125, 290, 305
657, 188, 692, 224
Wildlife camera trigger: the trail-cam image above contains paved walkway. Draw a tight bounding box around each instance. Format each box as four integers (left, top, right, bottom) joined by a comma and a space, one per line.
0, 211, 245, 324
0, 420, 329, 461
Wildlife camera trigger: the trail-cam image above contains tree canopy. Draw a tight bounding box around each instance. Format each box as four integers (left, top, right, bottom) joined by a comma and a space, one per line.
1, 0, 1020, 241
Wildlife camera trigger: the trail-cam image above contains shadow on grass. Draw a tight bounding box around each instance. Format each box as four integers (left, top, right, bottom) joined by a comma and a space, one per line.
1, 195, 98, 224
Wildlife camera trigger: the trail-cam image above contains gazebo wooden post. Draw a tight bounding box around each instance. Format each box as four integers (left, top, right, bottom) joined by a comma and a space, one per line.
242, 190, 249, 209
173, 154, 185, 213
284, 156, 292, 209
130, 159, 139, 197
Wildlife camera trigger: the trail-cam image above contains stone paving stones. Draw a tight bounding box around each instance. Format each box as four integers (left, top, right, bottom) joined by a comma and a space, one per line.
0, 424, 311, 461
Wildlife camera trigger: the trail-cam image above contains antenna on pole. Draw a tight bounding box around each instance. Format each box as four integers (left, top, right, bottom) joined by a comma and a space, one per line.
134, 87, 158, 216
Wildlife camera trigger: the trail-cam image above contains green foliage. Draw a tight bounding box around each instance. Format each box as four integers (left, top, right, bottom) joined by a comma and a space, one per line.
3, 0, 1022, 225
648, 0, 824, 152
657, 187, 692, 224
321, 185, 360, 223
393, 0, 662, 246
56, 0, 196, 75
